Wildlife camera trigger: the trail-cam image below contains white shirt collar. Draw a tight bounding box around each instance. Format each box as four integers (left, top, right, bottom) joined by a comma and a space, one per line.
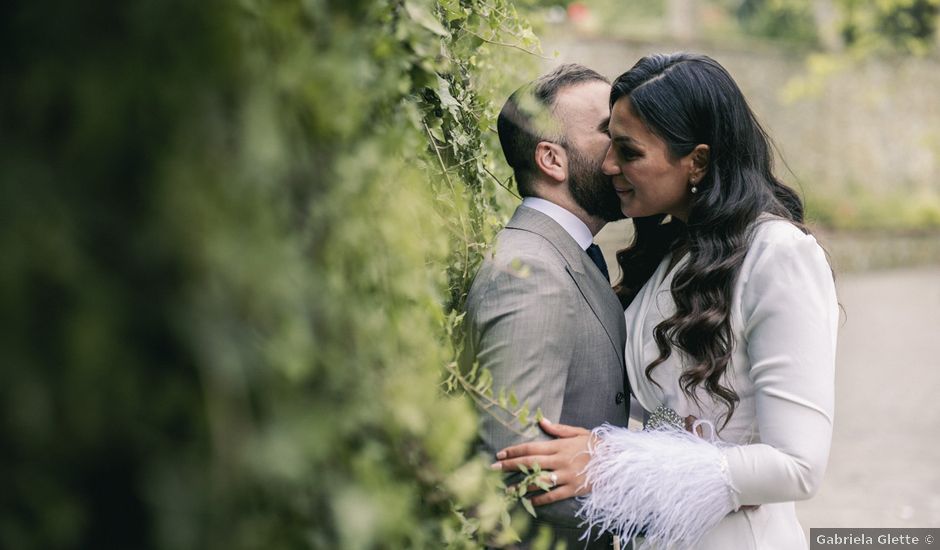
521, 197, 594, 250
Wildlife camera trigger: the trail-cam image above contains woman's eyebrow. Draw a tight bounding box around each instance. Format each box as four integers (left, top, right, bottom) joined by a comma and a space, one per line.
611, 134, 636, 144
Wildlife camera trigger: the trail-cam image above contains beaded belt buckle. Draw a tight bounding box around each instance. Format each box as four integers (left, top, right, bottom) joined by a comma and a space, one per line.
644, 404, 685, 432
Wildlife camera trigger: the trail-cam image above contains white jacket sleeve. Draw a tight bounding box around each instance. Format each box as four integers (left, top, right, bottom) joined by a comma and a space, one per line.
578, 426, 737, 549
723, 228, 839, 505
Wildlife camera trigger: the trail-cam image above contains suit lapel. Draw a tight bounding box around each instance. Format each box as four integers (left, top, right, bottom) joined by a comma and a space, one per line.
566, 264, 626, 366
506, 206, 626, 365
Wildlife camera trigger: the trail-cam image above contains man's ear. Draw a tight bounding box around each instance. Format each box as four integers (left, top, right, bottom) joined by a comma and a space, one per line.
534, 141, 567, 184
689, 144, 710, 183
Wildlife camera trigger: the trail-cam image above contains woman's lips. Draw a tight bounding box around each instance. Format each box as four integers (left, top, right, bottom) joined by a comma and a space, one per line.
612, 177, 634, 196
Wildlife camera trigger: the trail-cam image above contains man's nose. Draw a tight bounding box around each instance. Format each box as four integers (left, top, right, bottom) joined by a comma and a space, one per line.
601, 145, 620, 176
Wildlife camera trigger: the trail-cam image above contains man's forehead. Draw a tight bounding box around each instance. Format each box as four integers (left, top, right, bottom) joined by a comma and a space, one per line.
555, 81, 612, 123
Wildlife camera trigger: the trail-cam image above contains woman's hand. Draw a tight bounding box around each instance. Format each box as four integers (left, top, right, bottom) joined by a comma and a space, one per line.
491, 418, 595, 506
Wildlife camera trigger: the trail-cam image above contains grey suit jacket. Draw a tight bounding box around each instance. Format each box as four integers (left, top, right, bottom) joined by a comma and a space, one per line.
463, 205, 630, 549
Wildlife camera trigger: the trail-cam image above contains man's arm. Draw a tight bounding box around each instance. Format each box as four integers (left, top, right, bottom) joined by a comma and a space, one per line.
465, 253, 583, 527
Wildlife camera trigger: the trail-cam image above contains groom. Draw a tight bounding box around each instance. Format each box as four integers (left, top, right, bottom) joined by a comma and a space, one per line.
462, 64, 630, 548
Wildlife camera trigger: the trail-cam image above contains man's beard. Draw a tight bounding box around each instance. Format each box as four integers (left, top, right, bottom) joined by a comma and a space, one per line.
567, 148, 625, 223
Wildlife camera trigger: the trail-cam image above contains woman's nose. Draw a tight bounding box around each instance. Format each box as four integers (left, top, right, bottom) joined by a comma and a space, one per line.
601, 145, 620, 176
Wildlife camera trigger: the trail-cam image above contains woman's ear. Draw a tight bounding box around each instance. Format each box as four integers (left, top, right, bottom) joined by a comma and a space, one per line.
535, 141, 567, 184
689, 144, 710, 183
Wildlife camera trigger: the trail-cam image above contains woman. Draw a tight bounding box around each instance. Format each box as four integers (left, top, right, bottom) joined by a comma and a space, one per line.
491, 53, 839, 549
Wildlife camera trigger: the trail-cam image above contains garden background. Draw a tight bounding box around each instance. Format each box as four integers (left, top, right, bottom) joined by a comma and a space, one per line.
2, 0, 938, 548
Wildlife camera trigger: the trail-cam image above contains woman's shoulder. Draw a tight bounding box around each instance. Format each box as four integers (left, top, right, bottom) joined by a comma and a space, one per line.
741, 215, 829, 275
750, 214, 812, 245
746, 215, 823, 256
737, 216, 838, 336
741, 214, 831, 288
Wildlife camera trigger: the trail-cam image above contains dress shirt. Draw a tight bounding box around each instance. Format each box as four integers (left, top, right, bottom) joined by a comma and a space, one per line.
521, 196, 594, 250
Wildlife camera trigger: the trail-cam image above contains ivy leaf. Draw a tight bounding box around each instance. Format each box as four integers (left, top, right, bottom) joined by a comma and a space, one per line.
519, 27, 539, 48
466, 360, 479, 383
440, 0, 467, 24
429, 125, 445, 143
404, 1, 450, 37
475, 368, 493, 396
521, 497, 537, 518
437, 76, 460, 110
533, 477, 550, 492
508, 258, 532, 278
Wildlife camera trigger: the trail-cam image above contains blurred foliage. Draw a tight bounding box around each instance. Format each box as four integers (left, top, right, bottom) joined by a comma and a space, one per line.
0, 0, 554, 548
840, 0, 940, 54
730, 0, 819, 45
805, 187, 940, 230
814, 230, 940, 271
726, 0, 940, 53
573, 0, 668, 40
570, 0, 940, 54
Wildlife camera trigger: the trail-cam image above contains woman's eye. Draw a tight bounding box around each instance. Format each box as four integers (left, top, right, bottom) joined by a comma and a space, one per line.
618, 146, 640, 160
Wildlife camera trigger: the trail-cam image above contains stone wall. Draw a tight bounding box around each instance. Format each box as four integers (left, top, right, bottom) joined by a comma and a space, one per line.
543, 34, 940, 201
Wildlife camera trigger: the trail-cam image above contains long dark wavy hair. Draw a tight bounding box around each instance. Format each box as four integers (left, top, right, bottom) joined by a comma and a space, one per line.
612, 53, 812, 426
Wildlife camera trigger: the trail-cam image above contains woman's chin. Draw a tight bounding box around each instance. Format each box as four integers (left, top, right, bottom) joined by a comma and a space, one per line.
620, 202, 643, 219
617, 192, 639, 215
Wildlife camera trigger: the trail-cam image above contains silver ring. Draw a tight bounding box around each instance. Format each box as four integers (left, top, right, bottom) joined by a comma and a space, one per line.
549, 472, 558, 488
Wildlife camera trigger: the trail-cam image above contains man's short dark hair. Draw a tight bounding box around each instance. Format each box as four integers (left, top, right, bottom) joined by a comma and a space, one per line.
496, 64, 609, 197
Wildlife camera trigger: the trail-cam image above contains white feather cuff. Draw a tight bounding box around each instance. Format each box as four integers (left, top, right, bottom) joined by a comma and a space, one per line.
576, 424, 737, 549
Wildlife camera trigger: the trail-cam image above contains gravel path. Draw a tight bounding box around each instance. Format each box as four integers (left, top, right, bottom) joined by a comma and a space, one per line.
796, 266, 940, 530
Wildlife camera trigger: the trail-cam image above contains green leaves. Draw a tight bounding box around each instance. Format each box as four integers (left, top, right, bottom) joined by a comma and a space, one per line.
521, 497, 537, 518
406, 3, 558, 540
0, 0, 547, 548
34, 0, 553, 548
405, 0, 451, 37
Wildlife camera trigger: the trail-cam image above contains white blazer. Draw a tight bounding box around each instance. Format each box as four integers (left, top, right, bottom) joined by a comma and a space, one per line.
581, 218, 839, 549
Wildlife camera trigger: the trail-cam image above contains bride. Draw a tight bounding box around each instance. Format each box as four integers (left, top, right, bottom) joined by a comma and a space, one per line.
491, 53, 839, 549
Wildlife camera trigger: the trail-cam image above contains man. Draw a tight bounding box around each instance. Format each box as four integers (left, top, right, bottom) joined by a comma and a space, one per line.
462, 64, 630, 549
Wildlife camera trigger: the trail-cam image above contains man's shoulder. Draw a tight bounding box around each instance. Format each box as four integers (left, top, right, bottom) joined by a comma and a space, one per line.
489, 225, 563, 262
466, 226, 574, 306
473, 226, 572, 284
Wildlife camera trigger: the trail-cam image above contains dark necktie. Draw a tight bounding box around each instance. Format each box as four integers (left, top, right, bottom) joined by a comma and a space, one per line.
585, 243, 609, 282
